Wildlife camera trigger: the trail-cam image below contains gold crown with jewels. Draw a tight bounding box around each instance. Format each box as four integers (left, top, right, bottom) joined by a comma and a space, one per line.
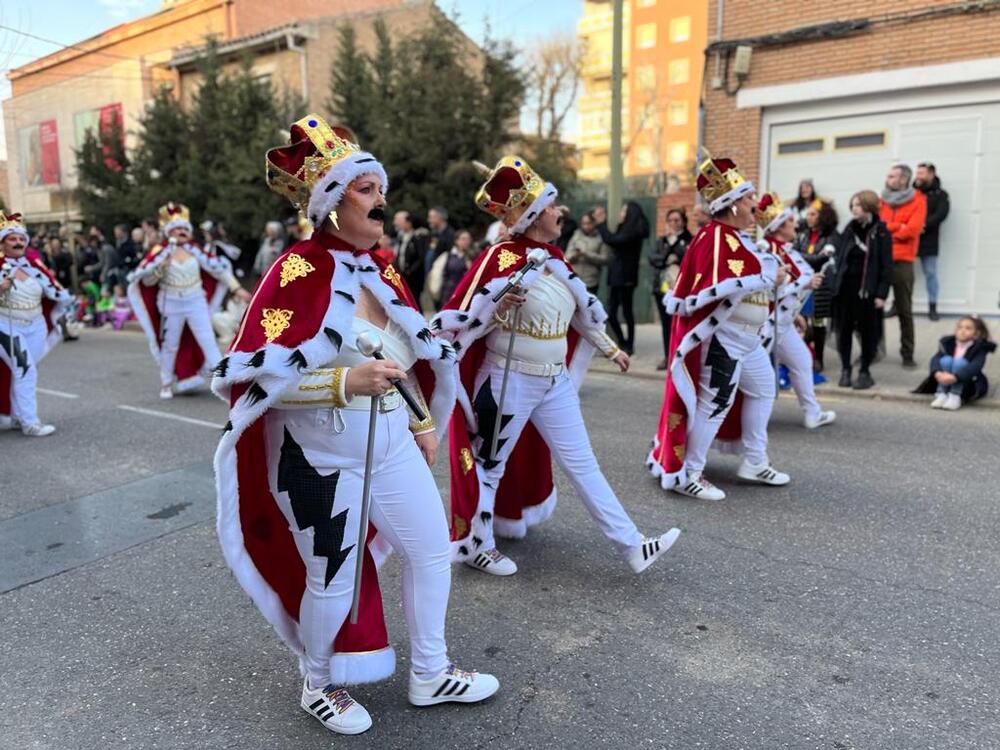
696, 148, 752, 210
474, 155, 552, 229
0, 212, 27, 238
265, 115, 361, 205
158, 202, 191, 229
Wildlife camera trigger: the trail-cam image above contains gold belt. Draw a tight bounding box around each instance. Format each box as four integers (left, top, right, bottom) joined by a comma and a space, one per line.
0, 300, 42, 311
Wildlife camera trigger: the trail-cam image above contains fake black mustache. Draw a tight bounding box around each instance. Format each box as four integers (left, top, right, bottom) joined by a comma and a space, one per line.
367, 207, 386, 222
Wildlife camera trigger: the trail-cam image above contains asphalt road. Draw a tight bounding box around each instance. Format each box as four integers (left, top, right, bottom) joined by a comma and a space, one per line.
2, 327, 998, 750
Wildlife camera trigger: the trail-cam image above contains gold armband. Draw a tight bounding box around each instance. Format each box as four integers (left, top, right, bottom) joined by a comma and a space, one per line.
279, 367, 351, 407
408, 386, 435, 435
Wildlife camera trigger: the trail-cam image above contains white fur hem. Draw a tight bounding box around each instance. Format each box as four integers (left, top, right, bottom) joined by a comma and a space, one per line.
708, 181, 755, 214
494, 488, 558, 540
330, 646, 396, 686
510, 183, 558, 235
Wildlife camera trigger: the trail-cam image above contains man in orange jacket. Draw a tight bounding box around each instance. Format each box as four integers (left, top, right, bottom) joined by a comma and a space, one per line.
880, 163, 926, 368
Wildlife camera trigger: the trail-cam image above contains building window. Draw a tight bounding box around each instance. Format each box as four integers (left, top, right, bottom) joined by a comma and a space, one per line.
668, 141, 688, 165
670, 16, 691, 42
668, 59, 689, 84
777, 138, 824, 155
636, 146, 656, 169
667, 101, 688, 126
636, 65, 656, 91
835, 132, 886, 149
636, 23, 656, 49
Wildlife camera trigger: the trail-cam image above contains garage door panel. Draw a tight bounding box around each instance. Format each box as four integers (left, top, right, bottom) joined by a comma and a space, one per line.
767, 101, 998, 313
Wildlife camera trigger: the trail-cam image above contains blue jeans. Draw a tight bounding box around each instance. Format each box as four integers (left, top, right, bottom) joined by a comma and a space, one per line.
936, 355, 967, 394
920, 256, 939, 304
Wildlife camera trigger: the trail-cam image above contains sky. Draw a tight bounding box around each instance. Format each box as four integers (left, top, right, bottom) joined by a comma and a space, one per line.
0, 0, 583, 160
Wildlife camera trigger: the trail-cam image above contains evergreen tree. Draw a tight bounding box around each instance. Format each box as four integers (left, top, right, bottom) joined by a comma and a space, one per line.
129, 87, 190, 221
75, 110, 138, 234
326, 25, 377, 145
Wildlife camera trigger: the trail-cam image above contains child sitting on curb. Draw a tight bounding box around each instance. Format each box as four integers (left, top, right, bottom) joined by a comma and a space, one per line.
914, 315, 995, 410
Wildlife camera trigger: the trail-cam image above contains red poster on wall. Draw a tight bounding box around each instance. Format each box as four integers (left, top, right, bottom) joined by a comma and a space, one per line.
99, 103, 125, 170
38, 120, 61, 185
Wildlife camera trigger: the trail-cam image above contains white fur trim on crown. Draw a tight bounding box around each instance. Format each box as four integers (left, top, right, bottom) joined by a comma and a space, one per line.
708, 180, 755, 214
306, 152, 389, 230
0, 227, 28, 242
765, 207, 795, 235
510, 182, 558, 235
163, 219, 193, 235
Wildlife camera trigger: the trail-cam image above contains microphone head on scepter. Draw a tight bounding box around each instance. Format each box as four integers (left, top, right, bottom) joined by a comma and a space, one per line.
356, 330, 384, 358
526, 247, 549, 267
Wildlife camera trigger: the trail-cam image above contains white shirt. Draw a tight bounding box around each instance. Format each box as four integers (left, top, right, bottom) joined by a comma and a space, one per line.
1, 275, 44, 323
161, 255, 202, 297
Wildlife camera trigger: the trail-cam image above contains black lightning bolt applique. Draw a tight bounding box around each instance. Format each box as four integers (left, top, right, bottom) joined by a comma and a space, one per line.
0, 331, 29, 376
705, 336, 738, 418
472, 375, 514, 470
277, 427, 354, 587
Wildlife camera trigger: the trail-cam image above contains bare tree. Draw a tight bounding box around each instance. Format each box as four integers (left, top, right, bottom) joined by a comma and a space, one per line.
525, 35, 582, 141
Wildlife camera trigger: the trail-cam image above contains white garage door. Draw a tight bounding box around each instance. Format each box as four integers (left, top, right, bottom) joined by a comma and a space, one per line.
765, 101, 1000, 314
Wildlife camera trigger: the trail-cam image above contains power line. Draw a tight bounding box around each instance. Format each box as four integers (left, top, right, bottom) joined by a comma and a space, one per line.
0, 22, 142, 64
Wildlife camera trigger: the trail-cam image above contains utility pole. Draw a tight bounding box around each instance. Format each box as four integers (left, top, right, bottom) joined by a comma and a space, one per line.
607, 0, 624, 231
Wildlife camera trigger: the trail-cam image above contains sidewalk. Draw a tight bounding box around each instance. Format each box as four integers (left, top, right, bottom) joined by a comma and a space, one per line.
590, 315, 1000, 410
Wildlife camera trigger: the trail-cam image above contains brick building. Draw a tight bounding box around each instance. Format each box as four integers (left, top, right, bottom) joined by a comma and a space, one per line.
1, 0, 424, 225
702, 0, 1000, 314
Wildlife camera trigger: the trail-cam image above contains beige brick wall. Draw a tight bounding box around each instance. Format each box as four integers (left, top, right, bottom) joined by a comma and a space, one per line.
703, 1, 1000, 182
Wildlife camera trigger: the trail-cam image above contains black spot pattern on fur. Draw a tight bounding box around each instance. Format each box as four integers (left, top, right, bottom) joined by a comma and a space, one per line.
440, 344, 452, 360
587, 297, 596, 307
286, 349, 308, 370
568, 272, 578, 280
355, 157, 375, 164
480, 511, 492, 523
430, 316, 442, 328
214, 357, 230, 378
223, 420, 233, 433
342, 262, 356, 273
391, 298, 408, 306
245, 382, 268, 406
335, 290, 355, 304
323, 180, 341, 193
735, 280, 744, 288
476, 286, 489, 296
691, 333, 702, 344
417, 328, 432, 342
324, 327, 343, 350
359, 266, 376, 273
457, 313, 469, 322
709, 288, 718, 297
459, 545, 469, 556
468, 318, 482, 329
247, 350, 266, 368
723, 299, 734, 308
708, 316, 719, 326
473, 536, 483, 549
452, 341, 463, 353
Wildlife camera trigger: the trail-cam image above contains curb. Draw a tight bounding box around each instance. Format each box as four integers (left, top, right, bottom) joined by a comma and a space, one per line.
587, 363, 1000, 410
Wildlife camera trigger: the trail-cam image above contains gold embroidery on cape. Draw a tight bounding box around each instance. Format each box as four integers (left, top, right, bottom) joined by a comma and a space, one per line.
497, 248, 519, 273
459, 447, 474, 474
725, 234, 740, 252
383, 264, 403, 289
668, 412, 682, 431
453, 514, 468, 539
727, 259, 745, 277
261, 308, 294, 343
673, 444, 686, 461
279, 253, 315, 287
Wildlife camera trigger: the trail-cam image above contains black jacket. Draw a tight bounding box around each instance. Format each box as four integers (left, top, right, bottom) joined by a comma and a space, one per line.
830, 218, 894, 302
596, 201, 650, 287
917, 177, 950, 258
649, 229, 692, 294
914, 335, 995, 402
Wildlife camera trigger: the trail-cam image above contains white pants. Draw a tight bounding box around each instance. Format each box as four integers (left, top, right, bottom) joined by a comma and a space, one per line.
158, 293, 221, 387
0, 316, 48, 426
775, 325, 821, 421
473, 361, 643, 553
265, 406, 451, 687
686, 324, 775, 473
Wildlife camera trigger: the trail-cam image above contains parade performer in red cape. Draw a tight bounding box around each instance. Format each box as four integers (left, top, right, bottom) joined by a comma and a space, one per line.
127, 202, 250, 399
0, 212, 74, 437
435, 155, 679, 577
648, 151, 791, 501
213, 114, 498, 736
756, 192, 836, 430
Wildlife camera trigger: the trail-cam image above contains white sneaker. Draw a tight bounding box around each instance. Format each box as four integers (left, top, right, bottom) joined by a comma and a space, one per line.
464, 547, 518, 576
930, 393, 947, 409
804, 410, 836, 429
159, 386, 174, 400
737, 461, 790, 486
626, 529, 681, 574
942, 393, 962, 411
672, 472, 726, 501
408, 663, 500, 707
22, 423, 56, 437
300, 680, 372, 735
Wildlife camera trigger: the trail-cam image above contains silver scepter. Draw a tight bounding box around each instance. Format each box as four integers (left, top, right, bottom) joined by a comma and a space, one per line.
350, 330, 385, 624
489, 247, 548, 462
